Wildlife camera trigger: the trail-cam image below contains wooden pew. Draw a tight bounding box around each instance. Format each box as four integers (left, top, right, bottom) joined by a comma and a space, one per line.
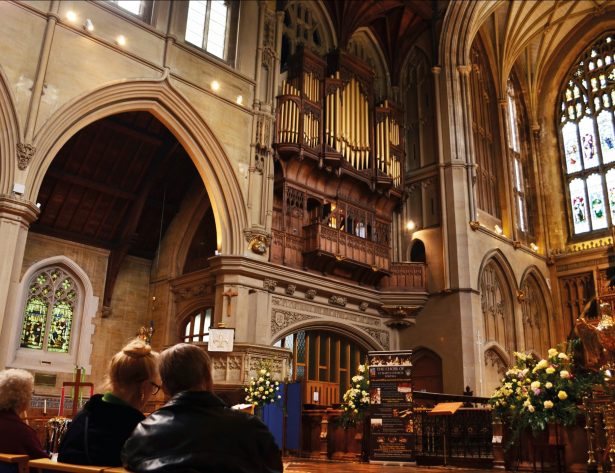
28, 458, 108, 473
0, 454, 28, 473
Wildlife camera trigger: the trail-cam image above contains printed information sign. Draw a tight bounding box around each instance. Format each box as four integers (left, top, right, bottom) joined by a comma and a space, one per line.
367, 350, 414, 462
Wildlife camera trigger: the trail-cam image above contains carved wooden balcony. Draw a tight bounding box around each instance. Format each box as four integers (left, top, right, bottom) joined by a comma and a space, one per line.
302, 223, 390, 285
380, 262, 427, 292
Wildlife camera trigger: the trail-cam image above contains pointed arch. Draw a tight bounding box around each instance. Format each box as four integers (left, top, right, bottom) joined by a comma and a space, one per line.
478, 251, 517, 356
0, 66, 21, 194
412, 347, 443, 393
26, 78, 247, 255
483, 342, 509, 395
519, 266, 553, 357
347, 27, 390, 101
5, 255, 98, 374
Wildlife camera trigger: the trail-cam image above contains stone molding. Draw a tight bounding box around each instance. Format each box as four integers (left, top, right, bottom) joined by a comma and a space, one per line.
0, 194, 40, 225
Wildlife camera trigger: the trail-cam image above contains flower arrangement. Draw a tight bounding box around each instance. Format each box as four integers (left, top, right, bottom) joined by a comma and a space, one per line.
244, 366, 281, 407
341, 364, 370, 428
490, 343, 601, 443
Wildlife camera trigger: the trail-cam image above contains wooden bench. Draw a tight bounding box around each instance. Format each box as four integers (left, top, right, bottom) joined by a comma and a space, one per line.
28, 458, 108, 473
0, 454, 28, 473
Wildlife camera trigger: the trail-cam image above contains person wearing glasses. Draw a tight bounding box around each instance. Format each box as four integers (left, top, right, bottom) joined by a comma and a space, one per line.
58, 338, 160, 466
122, 343, 283, 473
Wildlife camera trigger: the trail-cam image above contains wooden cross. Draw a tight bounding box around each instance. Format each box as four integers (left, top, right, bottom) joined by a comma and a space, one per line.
60, 368, 94, 417
222, 288, 238, 318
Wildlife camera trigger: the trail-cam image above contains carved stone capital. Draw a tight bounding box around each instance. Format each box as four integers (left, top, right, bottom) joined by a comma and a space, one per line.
285, 284, 296, 295
305, 289, 317, 300
0, 194, 40, 225
469, 220, 481, 231
17, 143, 35, 170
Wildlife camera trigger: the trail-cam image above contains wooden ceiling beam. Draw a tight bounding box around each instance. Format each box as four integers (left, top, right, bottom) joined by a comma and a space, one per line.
46, 169, 137, 200
101, 118, 166, 146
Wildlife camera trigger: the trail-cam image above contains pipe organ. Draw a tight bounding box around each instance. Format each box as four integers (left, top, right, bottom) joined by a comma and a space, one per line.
271, 47, 406, 286
275, 47, 404, 193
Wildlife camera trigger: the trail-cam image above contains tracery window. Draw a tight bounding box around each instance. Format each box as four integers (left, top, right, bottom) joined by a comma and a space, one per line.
19, 267, 78, 354
185, 1, 235, 60
470, 41, 501, 218
181, 307, 212, 343
281, 1, 328, 68
560, 33, 615, 236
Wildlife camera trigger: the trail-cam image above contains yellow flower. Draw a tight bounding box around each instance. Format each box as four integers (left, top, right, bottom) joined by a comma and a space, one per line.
530, 381, 540, 390
548, 348, 558, 358
544, 400, 554, 409
545, 382, 553, 389
558, 353, 569, 360
558, 390, 568, 400
560, 370, 570, 379
528, 405, 535, 413
546, 367, 555, 374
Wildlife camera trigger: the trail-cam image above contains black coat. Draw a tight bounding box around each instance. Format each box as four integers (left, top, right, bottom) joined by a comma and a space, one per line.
58, 394, 144, 466
122, 391, 283, 473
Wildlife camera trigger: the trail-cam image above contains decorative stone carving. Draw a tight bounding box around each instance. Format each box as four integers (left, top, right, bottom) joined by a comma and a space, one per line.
271, 309, 317, 335
364, 327, 390, 349
263, 278, 277, 292
381, 305, 420, 328
285, 284, 296, 295
173, 284, 210, 302
244, 230, 271, 255
305, 289, 317, 300
469, 220, 481, 231
17, 143, 35, 170
359, 301, 368, 312
484, 349, 507, 376
329, 295, 347, 307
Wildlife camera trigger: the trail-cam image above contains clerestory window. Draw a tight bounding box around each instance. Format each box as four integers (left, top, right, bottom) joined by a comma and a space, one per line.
107, 0, 153, 22
185, 0, 234, 61
560, 33, 615, 236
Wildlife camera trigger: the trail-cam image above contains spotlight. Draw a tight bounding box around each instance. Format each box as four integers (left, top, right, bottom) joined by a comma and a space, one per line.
116, 35, 126, 46
66, 10, 78, 22
530, 243, 539, 252
406, 220, 416, 231
211, 81, 220, 92
236, 95, 243, 105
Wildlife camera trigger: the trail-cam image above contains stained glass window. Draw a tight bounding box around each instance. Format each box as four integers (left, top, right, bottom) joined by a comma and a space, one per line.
20, 268, 78, 353
560, 33, 615, 235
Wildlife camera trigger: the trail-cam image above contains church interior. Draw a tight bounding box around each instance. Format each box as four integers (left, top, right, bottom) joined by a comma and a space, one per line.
0, 0, 614, 468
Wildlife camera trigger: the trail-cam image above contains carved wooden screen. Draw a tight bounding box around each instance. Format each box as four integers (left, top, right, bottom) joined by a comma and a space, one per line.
470, 40, 501, 218
558, 272, 594, 338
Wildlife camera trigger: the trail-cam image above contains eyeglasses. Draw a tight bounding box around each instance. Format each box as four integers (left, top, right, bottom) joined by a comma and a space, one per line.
150, 381, 161, 395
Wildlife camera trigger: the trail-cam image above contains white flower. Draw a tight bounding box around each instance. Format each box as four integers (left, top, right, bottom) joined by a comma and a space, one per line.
548, 348, 558, 358
260, 369, 266, 375
558, 353, 569, 360
560, 370, 570, 379
358, 365, 366, 373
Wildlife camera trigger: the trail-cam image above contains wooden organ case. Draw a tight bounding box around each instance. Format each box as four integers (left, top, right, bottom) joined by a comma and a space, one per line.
272, 47, 405, 287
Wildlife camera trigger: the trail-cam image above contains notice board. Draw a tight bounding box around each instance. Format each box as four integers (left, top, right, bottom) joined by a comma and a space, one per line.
367, 350, 414, 462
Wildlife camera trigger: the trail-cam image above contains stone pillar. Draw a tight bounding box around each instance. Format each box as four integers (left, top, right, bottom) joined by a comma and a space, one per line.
0, 194, 39, 368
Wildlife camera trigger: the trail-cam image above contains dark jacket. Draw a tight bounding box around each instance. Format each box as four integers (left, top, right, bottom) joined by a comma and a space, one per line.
0, 409, 47, 458
122, 391, 283, 473
58, 394, 144, 466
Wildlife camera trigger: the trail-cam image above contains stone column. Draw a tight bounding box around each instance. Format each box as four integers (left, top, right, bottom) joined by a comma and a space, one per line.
0, 194, 39, 368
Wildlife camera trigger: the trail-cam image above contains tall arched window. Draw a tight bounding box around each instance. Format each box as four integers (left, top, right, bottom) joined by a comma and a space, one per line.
20, 267, 79, 354
470, 40, 501, 218
560, 33, 615, 236
181, 307, 213, 343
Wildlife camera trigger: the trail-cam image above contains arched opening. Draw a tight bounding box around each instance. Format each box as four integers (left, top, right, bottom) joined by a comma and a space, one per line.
410, 239, 426, 263
25, 110, 218, 377
274, 328, 369, 407
411, 348, 442, 393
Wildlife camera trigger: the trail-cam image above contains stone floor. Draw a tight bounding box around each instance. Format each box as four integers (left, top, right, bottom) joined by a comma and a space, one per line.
283, 459, 493, 472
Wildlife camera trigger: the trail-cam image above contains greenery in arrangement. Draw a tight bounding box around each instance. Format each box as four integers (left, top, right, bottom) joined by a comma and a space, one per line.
340, 363, 370, 429
490, 340, 602, 444
244, 366, 281, 408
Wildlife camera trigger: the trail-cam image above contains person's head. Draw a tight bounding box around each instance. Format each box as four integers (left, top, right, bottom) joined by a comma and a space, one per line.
0, 368, 34, 414
159, 343, 213, 396
106, 338, 160, 411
